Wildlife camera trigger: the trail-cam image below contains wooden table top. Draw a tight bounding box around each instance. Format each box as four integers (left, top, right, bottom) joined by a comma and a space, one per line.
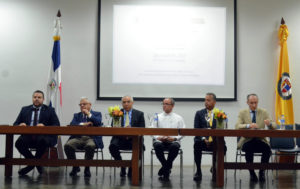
0, 126, 299, 138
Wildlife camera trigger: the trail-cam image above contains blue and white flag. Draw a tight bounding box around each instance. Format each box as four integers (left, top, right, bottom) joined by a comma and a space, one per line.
47, 10, 62, 119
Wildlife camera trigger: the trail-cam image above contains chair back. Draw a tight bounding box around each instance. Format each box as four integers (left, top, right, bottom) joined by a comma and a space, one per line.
295, 124, 300, 147
270, 137, 295, 149
285, 124, 294, 130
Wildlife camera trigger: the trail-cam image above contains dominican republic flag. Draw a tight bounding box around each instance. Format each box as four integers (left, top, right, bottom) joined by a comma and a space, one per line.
47, 10, 62, 119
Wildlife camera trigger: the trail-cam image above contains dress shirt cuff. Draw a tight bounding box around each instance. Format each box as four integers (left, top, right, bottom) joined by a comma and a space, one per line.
87, 113, 92, 118
246, 124, 250, 129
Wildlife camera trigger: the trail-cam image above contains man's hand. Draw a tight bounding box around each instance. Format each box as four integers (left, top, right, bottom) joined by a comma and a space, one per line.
82, 122, 93, 127
36, 123, 45, 127
157, 136, 167, 142
82, 109, 90, 116
249, 123, 259, 129
204, 139, 212, 147
264, 119, 271, 126
19, 123, 27, 127
166, 136, 176, 142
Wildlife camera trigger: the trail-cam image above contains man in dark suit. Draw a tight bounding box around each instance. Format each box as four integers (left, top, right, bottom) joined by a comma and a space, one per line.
109, 95, 145, 177
193, 93, 227, 181
14, 90, 60, 176
64, 97, 103, 177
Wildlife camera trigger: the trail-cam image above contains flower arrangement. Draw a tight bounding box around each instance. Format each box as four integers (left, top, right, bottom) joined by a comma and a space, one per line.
213, 108, 227, 129
108, 105, 123, 127
108, 105, 123, 118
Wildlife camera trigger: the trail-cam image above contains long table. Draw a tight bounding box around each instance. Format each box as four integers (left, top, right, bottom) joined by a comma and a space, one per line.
0, 126, 177, 186
1, 126, 300, 187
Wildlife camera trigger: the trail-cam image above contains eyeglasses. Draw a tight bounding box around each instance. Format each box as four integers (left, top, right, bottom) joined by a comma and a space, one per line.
161, 103, 172, 106
79, 103, 89, 106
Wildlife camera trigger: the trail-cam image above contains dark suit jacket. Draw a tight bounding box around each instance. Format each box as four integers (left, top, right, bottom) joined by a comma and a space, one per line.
68, 110, 104, 149
13, 104, 60, 146
111, 108, 145, 142
194, 108, 216, 142
120, 108, 145, 128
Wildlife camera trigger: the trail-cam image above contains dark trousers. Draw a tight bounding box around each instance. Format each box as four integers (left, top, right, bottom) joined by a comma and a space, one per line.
194, 140, 227, 173
153, 141, 180, 170
109, 137, 132, 160
242, 139, 271, 172
15, 135, 53, 159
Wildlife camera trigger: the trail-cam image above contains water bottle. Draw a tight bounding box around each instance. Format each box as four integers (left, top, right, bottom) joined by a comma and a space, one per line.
280, 114, 285, 130
153, 113, 158, 128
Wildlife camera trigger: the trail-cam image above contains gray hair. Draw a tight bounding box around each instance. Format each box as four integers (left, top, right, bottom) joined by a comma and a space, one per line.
163, 98, 175, 105
247, 93, 258, 101
80, 96, 91, 103
121, 95, 134, 102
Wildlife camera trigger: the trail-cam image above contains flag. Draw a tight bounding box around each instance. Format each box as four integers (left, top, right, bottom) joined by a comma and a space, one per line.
275, 18, 294, 125
47, 10, 62, 119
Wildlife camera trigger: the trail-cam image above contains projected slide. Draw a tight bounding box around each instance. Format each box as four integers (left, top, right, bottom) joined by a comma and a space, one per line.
113, 5, 225, 85
98, 0, 236, 100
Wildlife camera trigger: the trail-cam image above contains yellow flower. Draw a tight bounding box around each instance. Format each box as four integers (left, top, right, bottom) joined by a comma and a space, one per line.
108, 105, 123, 118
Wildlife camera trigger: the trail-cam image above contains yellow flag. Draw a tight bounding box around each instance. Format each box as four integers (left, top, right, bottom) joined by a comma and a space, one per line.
275, 19, 294, 125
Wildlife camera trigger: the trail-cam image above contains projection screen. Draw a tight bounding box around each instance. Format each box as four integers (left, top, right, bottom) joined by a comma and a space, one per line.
98, 0, 236, 101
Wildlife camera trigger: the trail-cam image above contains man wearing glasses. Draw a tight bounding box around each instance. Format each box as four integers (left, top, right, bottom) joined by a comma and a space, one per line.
152, 98, 185, 180
64, 97, 103, 177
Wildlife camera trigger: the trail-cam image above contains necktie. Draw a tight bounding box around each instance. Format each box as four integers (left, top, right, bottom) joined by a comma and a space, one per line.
33, 108, 39, 126
252, 111, 256, 123
125, 112, 130, 126
208, 110, 213, 127
83, 115, 87, 123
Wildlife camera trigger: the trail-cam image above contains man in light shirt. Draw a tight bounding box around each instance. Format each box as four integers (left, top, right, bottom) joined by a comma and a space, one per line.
152, 98, 185, 180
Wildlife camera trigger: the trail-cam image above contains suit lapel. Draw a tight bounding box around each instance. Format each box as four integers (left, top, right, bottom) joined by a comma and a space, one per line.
26, 106, 33, 125
39, 105, 46, 124
131, 109, 135, 126
245, 110, 252, 123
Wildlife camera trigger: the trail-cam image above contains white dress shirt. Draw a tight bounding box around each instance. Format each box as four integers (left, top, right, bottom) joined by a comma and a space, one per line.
152, 112, 186, 142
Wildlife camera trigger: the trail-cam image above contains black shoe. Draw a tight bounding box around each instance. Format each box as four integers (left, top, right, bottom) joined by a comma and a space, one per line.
18, 166, 34, 176
250, 171, 258, 182
193, 170, 202, 181
84, 167, 91, 178
127, 168, 132, 178
259, 171, 265, 182
69, 167, 80, 177
36, 166, 44, 175
120, 167, 126, 177
163, 168, 171, 179
158, 167, 165, 176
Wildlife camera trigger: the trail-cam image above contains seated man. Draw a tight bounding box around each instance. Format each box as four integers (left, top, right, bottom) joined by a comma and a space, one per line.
193, 93, 227, 181
152, 98, 185, 180
14, 90, 60, 176
235, 94, 276, 182
109, 95, 145, 177
64, 97, 103, 177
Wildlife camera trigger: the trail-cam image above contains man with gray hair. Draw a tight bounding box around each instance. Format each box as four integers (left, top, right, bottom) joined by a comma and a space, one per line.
64, 97, 103, 177
235, 94, 276, 182
152, 98, 185, 180
109, 95, 145, 178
